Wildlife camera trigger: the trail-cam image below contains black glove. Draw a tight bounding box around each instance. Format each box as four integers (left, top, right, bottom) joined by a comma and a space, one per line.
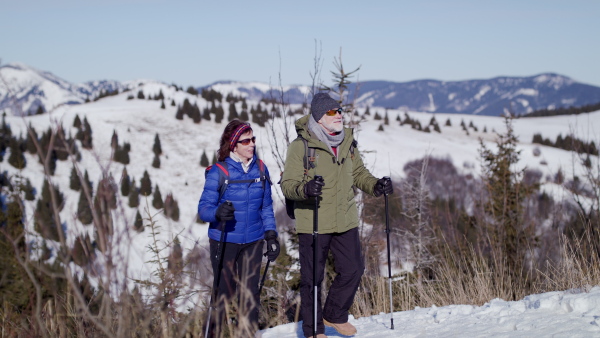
304, 178, 325, 197
374, 177, 393, 197
215, 201, 235, 221
264, 230, 280, 262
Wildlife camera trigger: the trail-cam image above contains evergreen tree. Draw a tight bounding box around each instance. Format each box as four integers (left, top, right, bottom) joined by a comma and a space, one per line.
164, 193, 180, 221
215, 104, 225, 123
152, 153, 160, 168
175, 106, 184, 120
129, 178, 140, 208
240, 110, 249, 121
153, 133, 162, 155
384, 111, 389, 125
120, 167, 130, 196
160, 99, 165, 109
25, 123, 38, 154
94, 176, 117, 211
8, 137, 26, 169
77, 189, 93, 225
140, 170, 152, 196
152, 185, 163, 209
378, 124, 384, 132
0, 196, 35, 309
73, 114, 82, 128
79, 117, 93, 149
134, 210, 144, 232
202, 107, 211, 121
445, 118, 452, 126
111, 130, 118, 150
211, 152, 217, 165
34, 179, 65, 241
200, 150, 209, 167
137, 90, 145, 99
479, 117, 533, 283
228, 102, 239, 121
21, 178, 35, 201
70, 166, 81, 191
171, 99, 176, 106
374, 111, 382, 120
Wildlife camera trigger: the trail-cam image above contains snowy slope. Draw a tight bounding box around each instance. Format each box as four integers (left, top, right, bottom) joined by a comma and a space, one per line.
3, 76, 600, 309
0, 62, 125, 115
261, 286, 600, 337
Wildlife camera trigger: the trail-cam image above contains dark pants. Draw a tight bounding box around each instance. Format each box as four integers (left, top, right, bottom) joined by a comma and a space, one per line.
207, 239, 263, 337
298, 227, 365, 337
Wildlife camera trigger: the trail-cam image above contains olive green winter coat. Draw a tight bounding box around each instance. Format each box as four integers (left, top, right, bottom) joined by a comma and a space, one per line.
281, 115, 379, 234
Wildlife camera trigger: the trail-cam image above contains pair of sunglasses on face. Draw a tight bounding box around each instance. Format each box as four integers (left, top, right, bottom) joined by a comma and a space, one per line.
325, 108, 344, 116
237, 136, 256, 145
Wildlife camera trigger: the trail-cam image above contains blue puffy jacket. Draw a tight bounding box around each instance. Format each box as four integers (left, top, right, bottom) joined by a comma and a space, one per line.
198, 155, 277, 244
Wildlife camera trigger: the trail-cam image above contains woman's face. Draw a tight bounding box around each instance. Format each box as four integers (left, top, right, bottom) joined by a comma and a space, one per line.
233, 130, 255, 162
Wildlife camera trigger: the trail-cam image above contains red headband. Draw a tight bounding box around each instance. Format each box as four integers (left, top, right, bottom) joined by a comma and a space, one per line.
229, 124, 252, 151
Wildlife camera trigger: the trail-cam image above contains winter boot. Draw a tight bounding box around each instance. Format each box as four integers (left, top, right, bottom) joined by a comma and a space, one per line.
323, 319, 357, 336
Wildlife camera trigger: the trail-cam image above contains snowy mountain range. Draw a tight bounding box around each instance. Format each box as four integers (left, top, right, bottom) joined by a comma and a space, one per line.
2, 62, 600, 117
203, 74, 600, 116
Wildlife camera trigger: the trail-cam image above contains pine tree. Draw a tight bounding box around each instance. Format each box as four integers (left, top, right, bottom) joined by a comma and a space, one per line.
129, 178, 140, 208
8, 137, 26, 169
171, 99, 176, 107
479, 117, 534, 284
160, 99, 165, 109
137, 90, 145, 99
34, 179, 65, 241
73, 114, 82, 128
228, 102, 239, 121
240, 110, 249, 122
25, 123, 38, 154
77, 189, 93, 225
152, 153, 160, 168
0, 195, 35, 309
111, 130, 118, 150
140, 170, 152, 196
202, 107, 211, 121
384, 111, 389, 125
21, 178, 35, 201
152, 185, 163, 209
200, 150, 209, 167
70, 166, 81, 191
134, 210, 143, 232
120, 167, 130, 196
164, 193, 179, 221
175, 106, 184, 120
211, 152, 217, 165
153, 133, 162, 155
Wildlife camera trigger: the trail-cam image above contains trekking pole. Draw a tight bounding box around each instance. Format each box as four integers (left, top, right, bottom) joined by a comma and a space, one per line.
312, 175, 323, 338
258, 252, 270, 296
383, 177, 394, 330
205, 201, 231, 338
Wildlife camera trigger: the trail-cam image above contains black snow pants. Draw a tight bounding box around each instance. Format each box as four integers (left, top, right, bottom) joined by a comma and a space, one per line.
298, 227, 365, 337
207, 238, 263, 337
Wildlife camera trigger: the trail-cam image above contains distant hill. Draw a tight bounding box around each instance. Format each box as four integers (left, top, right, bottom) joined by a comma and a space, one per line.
202, 75, 600, 116
3, 62, 600, 117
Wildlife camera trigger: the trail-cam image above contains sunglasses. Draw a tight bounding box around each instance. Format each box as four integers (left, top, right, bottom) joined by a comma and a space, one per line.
237, 136, 256, 145
325, 108, 344, 116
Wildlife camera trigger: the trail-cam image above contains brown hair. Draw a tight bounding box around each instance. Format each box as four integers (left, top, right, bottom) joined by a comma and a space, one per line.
217, 119, 253, 162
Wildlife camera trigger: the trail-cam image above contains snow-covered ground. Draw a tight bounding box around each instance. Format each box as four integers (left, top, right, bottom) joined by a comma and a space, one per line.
3, 80, 600, 309
261, 286, 600, 337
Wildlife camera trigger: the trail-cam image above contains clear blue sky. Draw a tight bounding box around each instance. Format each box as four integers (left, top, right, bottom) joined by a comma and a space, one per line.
2, 0, 599, 88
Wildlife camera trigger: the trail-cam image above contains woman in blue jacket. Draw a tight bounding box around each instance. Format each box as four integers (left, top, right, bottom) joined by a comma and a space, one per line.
198, 119, 279, 336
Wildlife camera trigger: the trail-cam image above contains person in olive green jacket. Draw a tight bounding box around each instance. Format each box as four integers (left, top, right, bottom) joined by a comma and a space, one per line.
281, 93, 393, 338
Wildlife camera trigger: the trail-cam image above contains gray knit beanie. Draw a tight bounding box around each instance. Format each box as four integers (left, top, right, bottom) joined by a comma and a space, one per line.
310, 93, 342, 122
